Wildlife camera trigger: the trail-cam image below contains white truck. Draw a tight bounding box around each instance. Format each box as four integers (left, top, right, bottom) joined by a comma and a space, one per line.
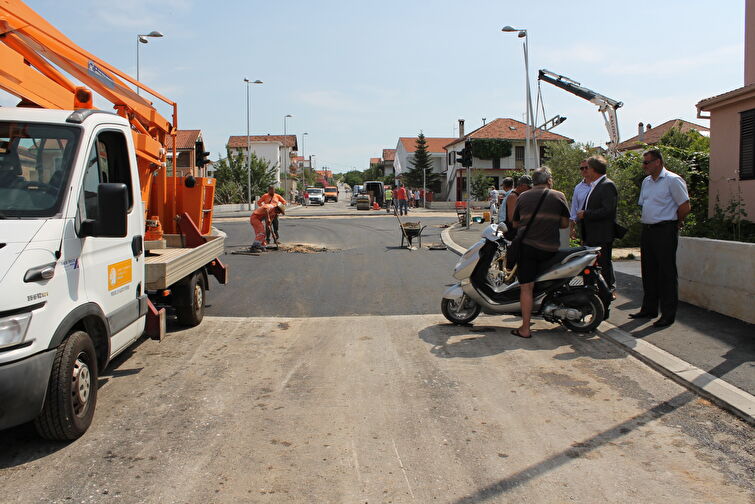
0, 2, 228, 440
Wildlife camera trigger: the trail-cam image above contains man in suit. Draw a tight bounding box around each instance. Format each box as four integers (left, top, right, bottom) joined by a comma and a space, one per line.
576, 155, 618, 294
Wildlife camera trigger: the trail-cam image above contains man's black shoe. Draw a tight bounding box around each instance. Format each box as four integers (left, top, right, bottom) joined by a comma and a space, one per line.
628, 311, 657, 319
653, 317, 675, 328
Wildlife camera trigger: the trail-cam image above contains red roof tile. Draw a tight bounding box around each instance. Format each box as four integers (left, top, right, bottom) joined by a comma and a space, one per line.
697, 83, 755, 111
227, 135, 298, 149
443, 118, 572, 148
382, 148, 396, 161
370, 157, 381, 164
165, 129, 201, 150
616, 119, 709, 151
399, 137, 457, 153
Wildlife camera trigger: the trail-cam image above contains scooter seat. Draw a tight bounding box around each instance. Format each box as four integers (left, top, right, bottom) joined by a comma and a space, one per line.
537, 247, 589, 273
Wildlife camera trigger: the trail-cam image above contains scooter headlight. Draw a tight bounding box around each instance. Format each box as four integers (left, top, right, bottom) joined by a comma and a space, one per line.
0, 312, 32, 350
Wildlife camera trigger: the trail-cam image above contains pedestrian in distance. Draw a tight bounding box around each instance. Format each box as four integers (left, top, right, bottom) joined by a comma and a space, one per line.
629, 149, 691, 328
569, 159, 591, 241
385, 186, 393, 213
415, 189, 421, 208
395, 184, 408, 215
257, 185, 287, 244
489, 185, 499, 223
576, 155, 619, 296
511, 167, 570, 338
250, 203, 285, 251
303, 189, 310, 206
499, 175, 533, 239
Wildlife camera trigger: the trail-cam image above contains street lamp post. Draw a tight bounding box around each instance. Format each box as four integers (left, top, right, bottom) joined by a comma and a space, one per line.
502, 25, 538, 172
136, 31, 163, 95
244, 78, 263, 210
283, 114, 292, 201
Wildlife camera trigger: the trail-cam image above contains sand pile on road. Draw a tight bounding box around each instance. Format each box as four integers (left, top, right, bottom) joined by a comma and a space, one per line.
279, 243, 332, 253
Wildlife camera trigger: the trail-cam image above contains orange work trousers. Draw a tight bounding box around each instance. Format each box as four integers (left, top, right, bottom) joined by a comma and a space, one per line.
250, 215, 267, 245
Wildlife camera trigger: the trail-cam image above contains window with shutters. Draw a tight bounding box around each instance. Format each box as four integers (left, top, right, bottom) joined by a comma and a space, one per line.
740, 109, 755, 180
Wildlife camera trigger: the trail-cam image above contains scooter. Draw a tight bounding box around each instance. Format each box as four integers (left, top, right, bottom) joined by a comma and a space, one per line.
441, 224, 613, 333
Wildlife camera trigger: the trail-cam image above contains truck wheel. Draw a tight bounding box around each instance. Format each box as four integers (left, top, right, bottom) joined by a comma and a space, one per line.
176, 272, 205, 327
34, 331, 98, 440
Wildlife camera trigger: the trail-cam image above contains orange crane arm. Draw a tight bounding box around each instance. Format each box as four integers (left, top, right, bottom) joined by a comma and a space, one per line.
0, 0, 182, 229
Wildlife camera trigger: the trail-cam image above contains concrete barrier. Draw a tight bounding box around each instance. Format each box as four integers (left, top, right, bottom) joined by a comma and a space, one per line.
214, 203, 251, 213
678, 237, 755, 324
428, 200, 488, 210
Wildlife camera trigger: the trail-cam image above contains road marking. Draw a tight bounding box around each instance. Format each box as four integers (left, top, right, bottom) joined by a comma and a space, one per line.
392, 438, 415, 500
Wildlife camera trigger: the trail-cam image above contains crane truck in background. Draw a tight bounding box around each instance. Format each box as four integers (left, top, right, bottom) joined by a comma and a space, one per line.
538, 69, 623, 154
0, 0, 228, 440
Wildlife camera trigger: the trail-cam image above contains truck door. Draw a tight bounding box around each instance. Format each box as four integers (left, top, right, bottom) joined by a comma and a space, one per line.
77, 128, 145, 356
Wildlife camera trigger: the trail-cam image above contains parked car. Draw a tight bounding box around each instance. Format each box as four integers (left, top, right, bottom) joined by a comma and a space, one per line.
306, 187, 325, 205
324, 186, 339, 202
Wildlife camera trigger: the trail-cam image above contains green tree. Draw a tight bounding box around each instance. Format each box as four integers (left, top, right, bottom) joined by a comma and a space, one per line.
363, 162, 382, 181
342, 170, 364, 189
470, 170, 493, 200
405, 132, 441, 192
213, 150, 278, 204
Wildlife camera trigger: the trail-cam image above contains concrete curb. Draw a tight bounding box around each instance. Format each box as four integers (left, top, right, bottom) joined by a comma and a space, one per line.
441, 223, 467, 256
597, 321, 755, 425
440, 223, 755, 425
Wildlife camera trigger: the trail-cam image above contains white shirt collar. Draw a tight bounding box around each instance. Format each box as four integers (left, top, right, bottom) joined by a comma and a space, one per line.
589, 174, 606, 188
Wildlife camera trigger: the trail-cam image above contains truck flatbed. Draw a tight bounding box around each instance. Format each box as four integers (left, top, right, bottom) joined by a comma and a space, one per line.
145, 231, 226, 290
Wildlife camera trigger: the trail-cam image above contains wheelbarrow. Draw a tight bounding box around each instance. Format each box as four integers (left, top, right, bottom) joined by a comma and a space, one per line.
400, 222, 427, 249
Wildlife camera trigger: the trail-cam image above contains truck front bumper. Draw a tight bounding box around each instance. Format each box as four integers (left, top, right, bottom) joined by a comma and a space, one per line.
0, 349, 55, 430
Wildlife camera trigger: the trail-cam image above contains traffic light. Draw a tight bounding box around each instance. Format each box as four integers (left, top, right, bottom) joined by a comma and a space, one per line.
195, 142, 211, 168
456, 139, 473, 167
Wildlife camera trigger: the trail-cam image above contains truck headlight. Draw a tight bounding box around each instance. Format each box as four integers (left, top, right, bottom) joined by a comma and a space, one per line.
0, 312, 32, 349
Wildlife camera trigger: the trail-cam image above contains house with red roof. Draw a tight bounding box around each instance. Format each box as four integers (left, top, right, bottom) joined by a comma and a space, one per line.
445, 118, 572, 201
382, 149, 396, 177
393, 135, 457, 194
165, 129, 209, 177
226, 134, 298, 187
616, 119, 709, 152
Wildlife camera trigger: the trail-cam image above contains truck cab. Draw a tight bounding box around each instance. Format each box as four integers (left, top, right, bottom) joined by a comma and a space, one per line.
0, 108, 147, 438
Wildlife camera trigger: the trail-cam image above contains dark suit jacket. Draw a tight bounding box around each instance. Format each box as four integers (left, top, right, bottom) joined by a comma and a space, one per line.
580, 176, 618, 244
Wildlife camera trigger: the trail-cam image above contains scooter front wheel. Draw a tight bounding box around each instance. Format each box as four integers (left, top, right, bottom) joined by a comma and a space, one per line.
441, 296, 481, 325
562, 292, 604, 333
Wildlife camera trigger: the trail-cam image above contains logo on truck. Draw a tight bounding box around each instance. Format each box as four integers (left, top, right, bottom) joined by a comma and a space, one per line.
107, 259, 132, 291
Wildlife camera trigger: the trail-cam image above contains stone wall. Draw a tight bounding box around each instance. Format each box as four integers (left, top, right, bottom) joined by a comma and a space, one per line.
677, 237, 755, 324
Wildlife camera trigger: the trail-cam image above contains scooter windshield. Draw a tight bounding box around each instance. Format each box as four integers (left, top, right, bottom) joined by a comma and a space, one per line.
0, 122, 81, 218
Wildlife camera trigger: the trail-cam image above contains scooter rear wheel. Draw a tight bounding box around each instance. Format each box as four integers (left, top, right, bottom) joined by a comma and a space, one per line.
562, 292, 604, 333
441, 296, 481, 325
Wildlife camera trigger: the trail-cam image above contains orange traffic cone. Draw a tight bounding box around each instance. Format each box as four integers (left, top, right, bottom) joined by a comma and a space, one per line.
372, 202, 380, 210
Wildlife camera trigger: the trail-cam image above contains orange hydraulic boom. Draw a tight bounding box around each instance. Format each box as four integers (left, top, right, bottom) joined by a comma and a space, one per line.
0, 0, 213, 233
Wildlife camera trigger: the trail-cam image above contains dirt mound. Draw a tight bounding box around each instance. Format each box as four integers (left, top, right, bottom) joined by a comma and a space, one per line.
279, 243, 332, 254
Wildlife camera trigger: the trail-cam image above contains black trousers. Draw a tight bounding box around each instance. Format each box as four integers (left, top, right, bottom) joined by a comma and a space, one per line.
640, 221, 679, 319
586, 241, 614, 290
265, 215, 279, 241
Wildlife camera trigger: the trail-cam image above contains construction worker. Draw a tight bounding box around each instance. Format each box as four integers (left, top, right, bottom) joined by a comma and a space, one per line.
257, 185, 287, 243
250, 203, 285, 251
385, 186, 393, 213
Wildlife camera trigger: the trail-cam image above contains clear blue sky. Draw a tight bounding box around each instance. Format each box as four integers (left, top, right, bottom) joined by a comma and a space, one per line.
7, 0, 746, 173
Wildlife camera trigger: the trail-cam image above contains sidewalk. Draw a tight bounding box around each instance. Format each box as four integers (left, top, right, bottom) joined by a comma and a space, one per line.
444, 222, 755, 424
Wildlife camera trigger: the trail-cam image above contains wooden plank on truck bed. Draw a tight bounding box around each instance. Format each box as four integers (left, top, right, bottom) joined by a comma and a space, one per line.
144, 232, 225, 290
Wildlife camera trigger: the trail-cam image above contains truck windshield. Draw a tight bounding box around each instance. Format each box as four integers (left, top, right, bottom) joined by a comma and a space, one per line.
0, 122, 80, 218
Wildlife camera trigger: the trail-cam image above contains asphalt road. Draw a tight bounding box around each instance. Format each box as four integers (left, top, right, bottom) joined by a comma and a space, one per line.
208, 203, 460, 317
1, 201, 753, 503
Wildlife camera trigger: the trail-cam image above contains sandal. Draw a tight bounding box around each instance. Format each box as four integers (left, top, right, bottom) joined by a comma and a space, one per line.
511, 329, 532, 339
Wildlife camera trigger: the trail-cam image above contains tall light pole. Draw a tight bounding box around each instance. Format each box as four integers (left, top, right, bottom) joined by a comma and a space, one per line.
283, 114, 292, 200
136, 31, 163, 95
244, 78, 263, 210
502, 25, 538, 172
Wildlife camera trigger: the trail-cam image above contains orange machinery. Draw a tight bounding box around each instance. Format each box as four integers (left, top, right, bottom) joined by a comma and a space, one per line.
0, 0, 214, 234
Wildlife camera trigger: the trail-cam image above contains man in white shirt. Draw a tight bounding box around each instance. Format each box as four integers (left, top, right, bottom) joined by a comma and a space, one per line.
629, 149, 691, 327
489, 186, 499, 223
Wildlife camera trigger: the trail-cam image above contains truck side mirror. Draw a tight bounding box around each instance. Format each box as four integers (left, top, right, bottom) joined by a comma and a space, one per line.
80, 183, 128, 237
